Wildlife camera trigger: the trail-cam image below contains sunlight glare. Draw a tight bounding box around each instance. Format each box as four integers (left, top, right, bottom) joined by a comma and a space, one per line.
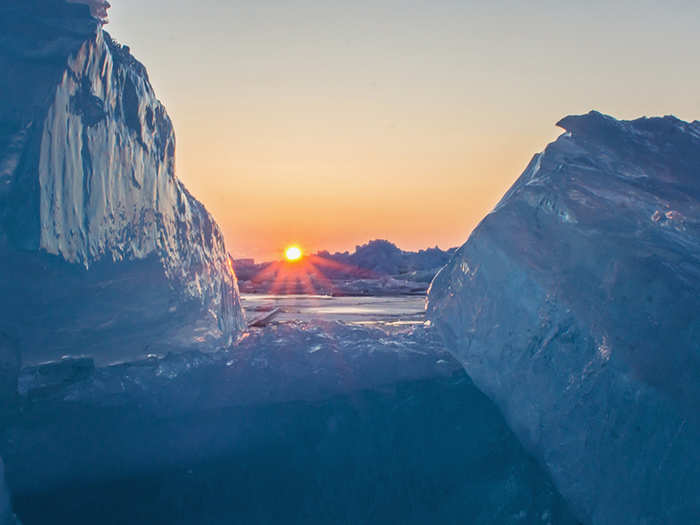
285, 245, 303, 262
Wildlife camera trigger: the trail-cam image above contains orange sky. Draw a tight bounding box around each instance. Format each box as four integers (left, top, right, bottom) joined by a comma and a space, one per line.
109, 1, 700, 261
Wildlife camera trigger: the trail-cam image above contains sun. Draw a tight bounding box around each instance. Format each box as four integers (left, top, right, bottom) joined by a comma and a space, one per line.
285, 245, 303, 262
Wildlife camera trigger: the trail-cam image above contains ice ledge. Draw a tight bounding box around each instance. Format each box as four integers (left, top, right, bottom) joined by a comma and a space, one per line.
556, 110, 697, 143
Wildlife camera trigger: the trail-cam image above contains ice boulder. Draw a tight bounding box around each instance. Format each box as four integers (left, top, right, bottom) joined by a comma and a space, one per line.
428, 111, 700, 524
0, 0, 245, 364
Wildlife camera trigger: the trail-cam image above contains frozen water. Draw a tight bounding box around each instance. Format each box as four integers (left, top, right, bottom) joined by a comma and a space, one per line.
2, 321, 577, 524
0, 1, 244, 365
0, 458, 19, 525
17, 321, 459, 410
428, 111, 700, 525
0, 334, 19, 405
241, 294, 427, 325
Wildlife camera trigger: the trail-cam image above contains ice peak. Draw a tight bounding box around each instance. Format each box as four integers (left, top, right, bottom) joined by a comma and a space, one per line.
556, 110, 698, 143
66, 0, 111, 24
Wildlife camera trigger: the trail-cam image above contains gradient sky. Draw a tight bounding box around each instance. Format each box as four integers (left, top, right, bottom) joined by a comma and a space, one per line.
108, 0, 700, 260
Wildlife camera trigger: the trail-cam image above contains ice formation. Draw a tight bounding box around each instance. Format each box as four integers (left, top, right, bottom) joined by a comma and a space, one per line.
2, 322, 577, 524
66, 0, 111, 23
0, 458, 19, 525
428, 111, 700, 524
16, 321, 460, 410
0, 1, 245, 364
0, 334, 19, 405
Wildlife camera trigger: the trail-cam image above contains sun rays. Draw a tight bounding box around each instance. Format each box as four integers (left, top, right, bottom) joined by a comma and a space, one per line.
247, 251, 378, 296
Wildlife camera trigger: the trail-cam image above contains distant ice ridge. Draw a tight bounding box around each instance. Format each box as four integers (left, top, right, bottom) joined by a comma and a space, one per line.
428, 111, 700, 525
0, 1, 245, 363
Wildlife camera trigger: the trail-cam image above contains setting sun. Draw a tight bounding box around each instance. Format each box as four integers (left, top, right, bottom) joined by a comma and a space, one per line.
285, 245, 303, 262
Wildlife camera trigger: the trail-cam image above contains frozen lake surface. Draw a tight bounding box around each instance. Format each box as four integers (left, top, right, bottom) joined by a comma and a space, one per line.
241, 294, 427, 326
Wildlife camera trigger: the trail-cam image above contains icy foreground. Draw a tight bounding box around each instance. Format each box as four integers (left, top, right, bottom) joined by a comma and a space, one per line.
17, 321, 461, 409
0, 334, 19, 405
0, 458, 19, 525
1, 322, 577, 524
428, 111, 700, 524
0, 1, 244, 364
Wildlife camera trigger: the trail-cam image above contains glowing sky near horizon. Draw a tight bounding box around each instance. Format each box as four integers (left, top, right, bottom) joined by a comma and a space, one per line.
108, 0, 700, 260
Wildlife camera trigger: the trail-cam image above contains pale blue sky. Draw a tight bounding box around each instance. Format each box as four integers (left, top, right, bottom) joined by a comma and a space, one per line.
109, 0, 700, 259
